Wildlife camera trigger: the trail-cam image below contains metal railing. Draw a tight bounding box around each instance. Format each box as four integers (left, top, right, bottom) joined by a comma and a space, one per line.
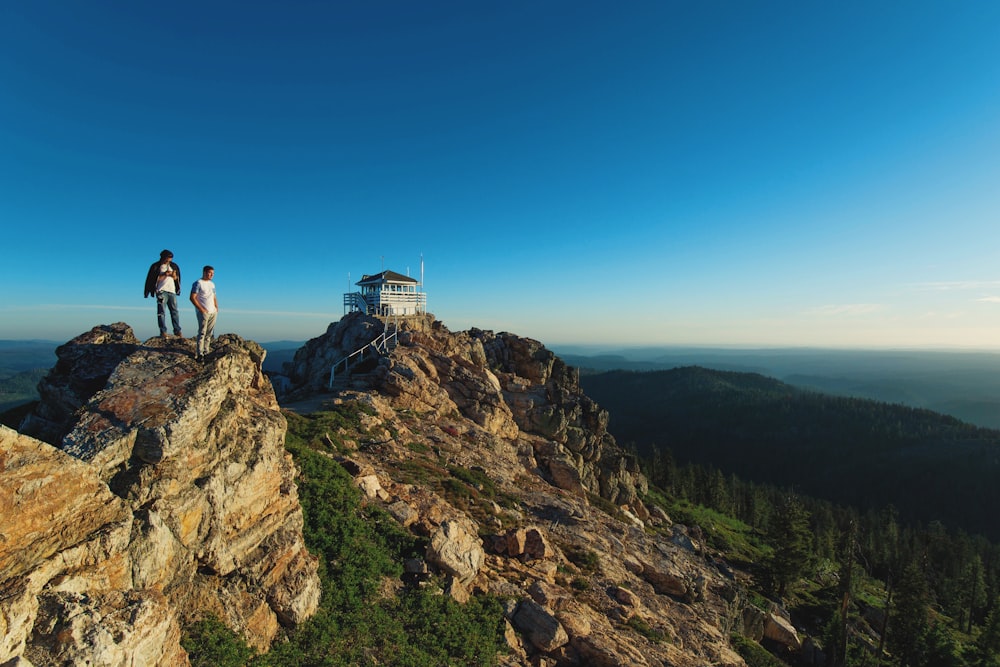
342, 290, 426, 315
328, 322, 399, 389
343, 291, 369, 314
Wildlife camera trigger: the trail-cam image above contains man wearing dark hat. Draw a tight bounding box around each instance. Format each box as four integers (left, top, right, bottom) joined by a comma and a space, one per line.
144, 249, 183, 337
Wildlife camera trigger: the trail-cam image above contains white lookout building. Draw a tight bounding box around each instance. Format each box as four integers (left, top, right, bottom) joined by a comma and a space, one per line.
343, 270, 427, 316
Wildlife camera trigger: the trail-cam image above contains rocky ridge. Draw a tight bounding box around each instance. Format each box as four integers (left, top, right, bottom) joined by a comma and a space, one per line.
1, 324, 319, 666
0, 315, 802, 666
284, 312, 801, 665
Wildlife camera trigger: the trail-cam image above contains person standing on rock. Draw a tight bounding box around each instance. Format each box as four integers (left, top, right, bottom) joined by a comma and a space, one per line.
144, 249, 183, 338
189, 265, 218, 362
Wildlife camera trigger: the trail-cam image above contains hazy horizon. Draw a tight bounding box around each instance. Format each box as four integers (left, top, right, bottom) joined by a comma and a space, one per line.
8, 330, 1000, 354
6, 333, 1000, 431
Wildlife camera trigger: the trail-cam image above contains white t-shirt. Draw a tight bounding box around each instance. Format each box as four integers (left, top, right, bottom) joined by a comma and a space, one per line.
155, 263, 177, 294
191, 279, 217, 313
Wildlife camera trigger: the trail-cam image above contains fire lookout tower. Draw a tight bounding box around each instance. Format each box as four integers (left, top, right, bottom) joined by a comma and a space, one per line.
343, 270, 426, 316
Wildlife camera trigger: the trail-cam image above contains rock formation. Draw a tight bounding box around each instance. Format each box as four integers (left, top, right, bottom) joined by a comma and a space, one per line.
288, 313, 648, 512
283, 312, 768, 665
1, 324, 319, 666
2, 313, 799, 665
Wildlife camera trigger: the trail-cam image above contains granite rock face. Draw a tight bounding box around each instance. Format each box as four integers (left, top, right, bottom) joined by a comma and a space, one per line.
1, 325, 320, 665
284, 313, 753, 666
288, 312, 647, 510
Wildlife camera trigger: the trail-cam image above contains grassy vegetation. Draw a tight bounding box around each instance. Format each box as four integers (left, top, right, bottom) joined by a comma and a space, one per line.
405, 440, 432, 454
626, 616, 668, 643
447, 465, 497, 497
730, 633, 786, 667
396, 456, 449, 487
394, 459, 520, 532
644, 487, 770, 568
282, 403, 377, 454
561, 543, 601, 575
182, 616, 254, 667
586, 491, 622, 519
181, 402, 508, 666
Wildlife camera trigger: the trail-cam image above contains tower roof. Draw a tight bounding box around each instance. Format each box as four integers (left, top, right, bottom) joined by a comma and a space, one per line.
356, 270, 418, 286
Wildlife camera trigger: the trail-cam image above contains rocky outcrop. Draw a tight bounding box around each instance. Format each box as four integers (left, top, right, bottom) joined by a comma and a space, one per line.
285, 313, 753, 666
3, 313, 782, 666
287, 312, 648, 511
470, 328, 647, 506
18, 322, 141, 445
1, 324, 320, 665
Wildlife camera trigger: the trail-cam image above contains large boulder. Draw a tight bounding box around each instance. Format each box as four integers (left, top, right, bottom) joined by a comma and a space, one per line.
764, 608, 802, 650
511, 599, 569, 652
427, 519, 485, 585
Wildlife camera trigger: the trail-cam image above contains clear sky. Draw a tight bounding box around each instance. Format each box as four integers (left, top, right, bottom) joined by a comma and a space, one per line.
3, 2, 1000, 348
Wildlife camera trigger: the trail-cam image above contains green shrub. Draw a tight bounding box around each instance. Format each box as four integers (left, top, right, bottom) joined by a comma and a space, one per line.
261, 410, 507, 666
283, 403, 376, 453
586, 492, 621, 518
182, 616, 254, 667
626, 616, 667, 643
397, 457, 449, 486
443, 477, 475, 500
563, 544, 601, 574
448, 465, 498, 498
730, 633, 785, 667
406, 440, 431, 454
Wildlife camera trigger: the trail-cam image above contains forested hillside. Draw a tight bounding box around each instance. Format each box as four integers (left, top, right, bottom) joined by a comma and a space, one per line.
0, 368, 47, 413
581, 367, 1000, 540
0, 341, 56, 413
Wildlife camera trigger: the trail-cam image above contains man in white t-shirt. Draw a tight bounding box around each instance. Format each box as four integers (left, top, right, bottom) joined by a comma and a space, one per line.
189, 266, 218, 361
143, 249, 182, 337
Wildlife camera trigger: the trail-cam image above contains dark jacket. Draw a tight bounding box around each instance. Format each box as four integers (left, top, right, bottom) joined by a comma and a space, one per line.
144, 260, 182, 298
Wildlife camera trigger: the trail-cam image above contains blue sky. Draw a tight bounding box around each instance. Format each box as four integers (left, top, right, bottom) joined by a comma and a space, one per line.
2, 2, 1000, 348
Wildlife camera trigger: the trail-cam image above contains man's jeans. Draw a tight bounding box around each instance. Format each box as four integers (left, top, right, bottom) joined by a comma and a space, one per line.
196, 310, 217, 357
156, 291, 182, 335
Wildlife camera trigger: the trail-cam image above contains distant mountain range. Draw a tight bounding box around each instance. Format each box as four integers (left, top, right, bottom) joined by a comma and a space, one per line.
0, 339, 303, 375
557, 346, 1000, 430
258, 341, 304, 373
580, 366, 1000, 540
8, 340, 1000, 428
0, 340, 59, 375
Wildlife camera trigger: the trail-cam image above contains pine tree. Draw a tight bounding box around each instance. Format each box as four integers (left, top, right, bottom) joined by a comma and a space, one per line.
825, 521, 857, 667
767, 493, 813, 598
958, 555, 987, 633
887, 560, 929, 667
974, 608, 1000, 667
923, 621, 962, 667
